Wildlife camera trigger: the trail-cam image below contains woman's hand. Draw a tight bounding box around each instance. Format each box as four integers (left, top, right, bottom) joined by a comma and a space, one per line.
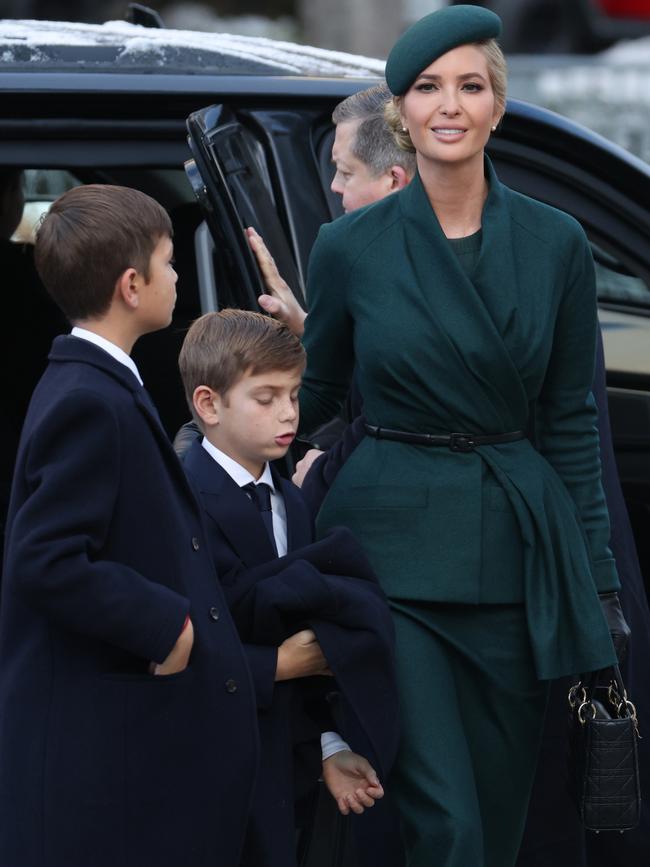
599, 592, 631, 661
246, 226, 307, 337
322, 750, 384, 815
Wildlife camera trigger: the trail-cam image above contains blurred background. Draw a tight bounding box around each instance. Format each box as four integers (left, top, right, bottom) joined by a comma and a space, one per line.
2, 0, 650, 160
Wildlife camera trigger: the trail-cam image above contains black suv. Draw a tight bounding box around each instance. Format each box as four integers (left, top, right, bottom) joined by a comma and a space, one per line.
2, 18, 649, 589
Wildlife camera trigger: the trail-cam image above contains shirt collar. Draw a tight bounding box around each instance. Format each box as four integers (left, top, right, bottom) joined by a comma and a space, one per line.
70, 326, 143, 386
201, 437, 275, 492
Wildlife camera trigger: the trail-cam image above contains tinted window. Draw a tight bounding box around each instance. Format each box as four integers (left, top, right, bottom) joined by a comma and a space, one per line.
593, 244, 650, 309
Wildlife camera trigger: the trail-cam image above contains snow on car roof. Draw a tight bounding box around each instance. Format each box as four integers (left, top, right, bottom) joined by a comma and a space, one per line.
0, 19, 385, 77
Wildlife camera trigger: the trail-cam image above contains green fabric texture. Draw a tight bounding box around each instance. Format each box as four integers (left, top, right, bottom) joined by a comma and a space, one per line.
389, 602, 549, 866
385, 4, 502, 95
299, 158, 618, 680
447, 228, 482, 276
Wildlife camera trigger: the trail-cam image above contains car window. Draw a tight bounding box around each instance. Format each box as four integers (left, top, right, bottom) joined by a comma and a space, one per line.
313, 124, 344, 222
592, 244, 650, 310
14, 170, 81, 244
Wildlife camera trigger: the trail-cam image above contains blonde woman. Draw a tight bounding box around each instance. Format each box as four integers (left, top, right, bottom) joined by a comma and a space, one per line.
298, 6, 625, 866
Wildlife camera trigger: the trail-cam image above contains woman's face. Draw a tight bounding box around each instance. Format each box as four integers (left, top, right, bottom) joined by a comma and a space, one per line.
400, 44, 500, 169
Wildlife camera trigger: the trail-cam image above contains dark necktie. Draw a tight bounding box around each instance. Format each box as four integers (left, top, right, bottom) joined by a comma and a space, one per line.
242, 482, 278, 556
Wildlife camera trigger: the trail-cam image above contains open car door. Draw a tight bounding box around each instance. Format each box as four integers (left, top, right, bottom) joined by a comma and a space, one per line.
185, 103, 306, 314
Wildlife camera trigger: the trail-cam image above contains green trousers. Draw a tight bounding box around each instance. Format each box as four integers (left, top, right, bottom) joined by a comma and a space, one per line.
389, 602, 549, 867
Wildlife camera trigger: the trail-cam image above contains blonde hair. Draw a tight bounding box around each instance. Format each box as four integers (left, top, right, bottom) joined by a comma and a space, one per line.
385, 38, 507, 153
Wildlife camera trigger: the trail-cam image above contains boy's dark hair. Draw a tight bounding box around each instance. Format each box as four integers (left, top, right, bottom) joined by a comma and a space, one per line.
179, 309, 306, 414
34, 184, 172, 322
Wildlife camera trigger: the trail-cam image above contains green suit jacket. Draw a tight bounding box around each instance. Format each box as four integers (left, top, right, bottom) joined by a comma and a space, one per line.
299, 159, 617, 680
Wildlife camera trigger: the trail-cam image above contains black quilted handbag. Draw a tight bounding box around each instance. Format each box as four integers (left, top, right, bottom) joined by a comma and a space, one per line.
568, 665, 642, 832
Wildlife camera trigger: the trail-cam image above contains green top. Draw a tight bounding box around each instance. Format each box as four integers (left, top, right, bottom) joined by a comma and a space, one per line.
448, 229, 482, 276
300, 160, 617, 680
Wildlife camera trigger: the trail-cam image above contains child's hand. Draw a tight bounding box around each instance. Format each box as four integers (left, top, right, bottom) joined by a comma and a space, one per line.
322, 750, 384, 815
154, 618, 194, 676
275, 628, 332, 681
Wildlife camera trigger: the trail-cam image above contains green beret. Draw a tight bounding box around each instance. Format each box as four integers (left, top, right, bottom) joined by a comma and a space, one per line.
385, 5, 502, 96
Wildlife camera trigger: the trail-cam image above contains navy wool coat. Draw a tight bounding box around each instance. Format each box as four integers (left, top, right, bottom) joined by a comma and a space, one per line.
0, 336, 259, 867
182, 440, 401, 867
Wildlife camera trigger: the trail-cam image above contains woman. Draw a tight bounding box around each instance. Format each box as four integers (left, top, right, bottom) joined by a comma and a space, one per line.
298, 6, 625, 866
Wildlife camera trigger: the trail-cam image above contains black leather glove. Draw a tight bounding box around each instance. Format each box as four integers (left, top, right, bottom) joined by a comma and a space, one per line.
599, 592, 631, 662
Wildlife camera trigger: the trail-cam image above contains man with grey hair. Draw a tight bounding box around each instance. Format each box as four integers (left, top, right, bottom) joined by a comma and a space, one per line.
330, 83, 415, 213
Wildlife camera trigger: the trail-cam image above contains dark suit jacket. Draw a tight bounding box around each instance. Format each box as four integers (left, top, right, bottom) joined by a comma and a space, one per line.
182, 439, 400, 867
0, 336, 259, 867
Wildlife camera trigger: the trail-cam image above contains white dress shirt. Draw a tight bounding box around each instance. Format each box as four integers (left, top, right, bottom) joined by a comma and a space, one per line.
201, 438, 288, 555
200, 437, 350, 761
70, 326, 143, 386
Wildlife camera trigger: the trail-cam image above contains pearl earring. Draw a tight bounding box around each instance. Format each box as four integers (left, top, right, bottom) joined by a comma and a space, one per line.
491, 125, 497, 131
402, 127, 407, 132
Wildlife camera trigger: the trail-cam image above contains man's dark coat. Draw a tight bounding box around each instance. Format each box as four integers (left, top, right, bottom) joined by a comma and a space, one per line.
182, 439, 400, 867
0, 336, 259, 867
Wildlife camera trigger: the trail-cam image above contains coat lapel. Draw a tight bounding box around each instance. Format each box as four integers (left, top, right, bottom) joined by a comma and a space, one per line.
399, 160, 529, 432
184, 440, 276, 566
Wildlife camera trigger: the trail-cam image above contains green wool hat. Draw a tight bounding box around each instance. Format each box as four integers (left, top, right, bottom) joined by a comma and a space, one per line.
385, 5, 502, 96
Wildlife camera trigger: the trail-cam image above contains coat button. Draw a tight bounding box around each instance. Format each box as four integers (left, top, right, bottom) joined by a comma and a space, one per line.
225, 679, 238, 693
191, 536, 200, 551
209, 606, 220, 621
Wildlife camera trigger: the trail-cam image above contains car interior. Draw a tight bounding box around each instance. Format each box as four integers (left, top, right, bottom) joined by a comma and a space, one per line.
6, 165, 203, 437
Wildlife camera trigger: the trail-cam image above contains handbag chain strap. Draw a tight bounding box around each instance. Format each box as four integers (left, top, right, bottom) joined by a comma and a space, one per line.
568, 667, 642, 738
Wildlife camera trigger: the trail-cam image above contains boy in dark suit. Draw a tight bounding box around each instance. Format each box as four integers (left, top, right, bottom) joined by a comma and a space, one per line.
178, 310, 399, 867
0, 185, 258, 867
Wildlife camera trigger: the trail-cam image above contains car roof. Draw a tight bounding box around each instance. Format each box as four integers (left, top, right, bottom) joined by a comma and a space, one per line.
1, 18, 648, 205
0, 19, 385, 77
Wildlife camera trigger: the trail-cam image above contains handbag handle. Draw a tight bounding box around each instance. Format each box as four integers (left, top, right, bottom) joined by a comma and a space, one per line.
568, 664, 641, 735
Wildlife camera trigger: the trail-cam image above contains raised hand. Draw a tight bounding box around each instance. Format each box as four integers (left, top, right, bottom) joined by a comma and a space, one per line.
247, 226, 307, 337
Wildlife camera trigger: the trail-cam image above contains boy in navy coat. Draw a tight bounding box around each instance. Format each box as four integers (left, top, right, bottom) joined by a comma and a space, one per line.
178, 310, 400, 867
0, 186, 259, 867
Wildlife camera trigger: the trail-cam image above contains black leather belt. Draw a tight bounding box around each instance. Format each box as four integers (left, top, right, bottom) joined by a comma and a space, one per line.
364, 424, 525, 453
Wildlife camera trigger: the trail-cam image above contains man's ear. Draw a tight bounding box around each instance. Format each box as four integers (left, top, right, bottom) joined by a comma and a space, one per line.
115, 267, 140, 310
193, 385, 220, 427
389, 165, 410, 192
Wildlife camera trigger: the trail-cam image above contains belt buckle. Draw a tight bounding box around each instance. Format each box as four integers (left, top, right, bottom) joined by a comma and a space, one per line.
449, 433, 475, 453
